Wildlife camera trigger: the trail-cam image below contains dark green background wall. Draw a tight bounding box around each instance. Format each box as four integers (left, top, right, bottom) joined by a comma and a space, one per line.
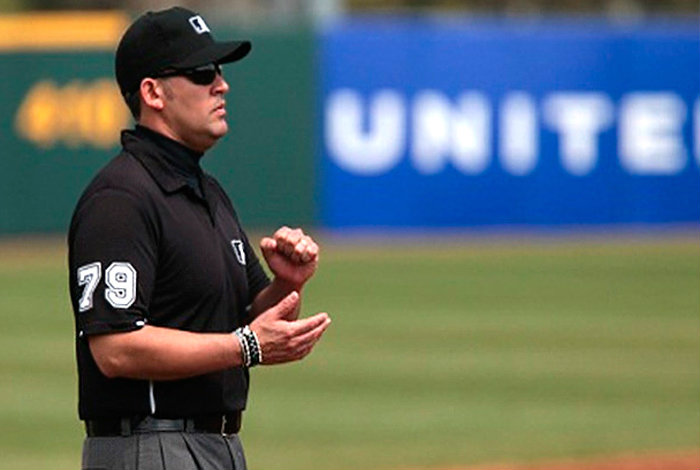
203, 25, 316, 230
0, 25, 316, 234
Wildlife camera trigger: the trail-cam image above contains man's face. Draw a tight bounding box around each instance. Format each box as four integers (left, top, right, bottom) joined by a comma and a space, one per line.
159, 65, 230, 152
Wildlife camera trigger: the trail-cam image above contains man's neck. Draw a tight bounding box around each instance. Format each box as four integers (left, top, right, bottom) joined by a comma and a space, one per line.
136, 116, 214, 153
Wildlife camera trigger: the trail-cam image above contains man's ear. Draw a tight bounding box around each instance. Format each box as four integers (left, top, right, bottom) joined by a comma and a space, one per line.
139, 78, 166, 111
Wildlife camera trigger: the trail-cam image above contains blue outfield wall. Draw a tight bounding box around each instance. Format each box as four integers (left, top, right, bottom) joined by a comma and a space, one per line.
318, 18, 700, 228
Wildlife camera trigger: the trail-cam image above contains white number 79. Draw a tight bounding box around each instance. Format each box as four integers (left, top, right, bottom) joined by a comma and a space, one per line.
77, 261, 137, 312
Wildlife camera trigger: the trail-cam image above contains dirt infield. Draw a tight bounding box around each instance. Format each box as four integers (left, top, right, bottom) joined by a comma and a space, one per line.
464, 451, 700, 470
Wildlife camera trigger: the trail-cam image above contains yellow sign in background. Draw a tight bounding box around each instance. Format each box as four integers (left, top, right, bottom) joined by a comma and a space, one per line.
15, 79, 129, 149
4, 12, 131, 149
0, 11, 129, 51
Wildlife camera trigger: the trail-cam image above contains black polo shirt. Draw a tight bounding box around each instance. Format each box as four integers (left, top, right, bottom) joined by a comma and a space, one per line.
68, 127, 270, 420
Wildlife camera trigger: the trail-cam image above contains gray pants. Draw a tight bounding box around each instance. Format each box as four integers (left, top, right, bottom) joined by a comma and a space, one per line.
82, 432, 247, 470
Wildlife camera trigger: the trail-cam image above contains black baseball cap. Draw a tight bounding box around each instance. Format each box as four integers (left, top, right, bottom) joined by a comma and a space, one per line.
115, 7, 251, 98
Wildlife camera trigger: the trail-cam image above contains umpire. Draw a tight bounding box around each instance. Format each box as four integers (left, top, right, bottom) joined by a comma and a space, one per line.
68, 6, 331, 470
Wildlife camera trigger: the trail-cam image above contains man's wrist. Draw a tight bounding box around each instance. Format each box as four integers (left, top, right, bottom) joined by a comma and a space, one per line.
233, 326, 262, 367
272, 276, 304, 294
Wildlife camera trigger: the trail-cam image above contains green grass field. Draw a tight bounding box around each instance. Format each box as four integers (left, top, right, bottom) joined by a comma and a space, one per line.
0, 235, 698, 469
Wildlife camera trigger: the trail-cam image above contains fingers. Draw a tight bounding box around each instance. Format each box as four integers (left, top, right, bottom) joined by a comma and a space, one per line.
289, 312, 330, 337
266, 291, 300, 320
250, 304, 331, 366
294, 237, 319, 264
260, 236, 277, 254
268, 226, 319, 264
289, 314, 331, 352
278, 314, 331, 363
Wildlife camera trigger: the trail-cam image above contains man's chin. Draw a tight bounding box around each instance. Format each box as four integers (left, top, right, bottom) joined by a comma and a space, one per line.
214, 118, 228, 138
212, 121, 229, 138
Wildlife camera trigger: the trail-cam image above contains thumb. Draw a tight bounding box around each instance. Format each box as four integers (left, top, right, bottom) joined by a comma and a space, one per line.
260, 237, 277, 261
270, 291, 300, 320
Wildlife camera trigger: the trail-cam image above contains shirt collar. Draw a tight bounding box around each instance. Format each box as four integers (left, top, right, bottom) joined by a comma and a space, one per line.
121, 127, 204, 197
135, 125, 203, 178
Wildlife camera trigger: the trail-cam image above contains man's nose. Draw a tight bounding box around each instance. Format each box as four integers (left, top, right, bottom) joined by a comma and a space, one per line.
213, 73, 229, 94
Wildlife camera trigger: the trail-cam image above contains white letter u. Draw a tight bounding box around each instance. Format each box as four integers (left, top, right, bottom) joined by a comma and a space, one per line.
325, 89, 405, 175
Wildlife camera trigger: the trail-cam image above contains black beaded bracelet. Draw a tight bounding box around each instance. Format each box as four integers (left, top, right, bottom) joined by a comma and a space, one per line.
245, 326, 262, 366
234, 325, 263, 367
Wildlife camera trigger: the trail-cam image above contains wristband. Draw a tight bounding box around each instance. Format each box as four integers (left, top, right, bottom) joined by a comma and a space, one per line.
234, 325, 262, 367
233, 328, 249, 366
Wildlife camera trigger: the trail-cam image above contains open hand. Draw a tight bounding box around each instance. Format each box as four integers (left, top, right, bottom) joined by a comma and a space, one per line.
249, 291, 330, 365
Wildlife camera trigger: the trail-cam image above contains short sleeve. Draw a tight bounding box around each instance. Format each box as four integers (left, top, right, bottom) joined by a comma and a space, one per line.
68, 189, 158, 336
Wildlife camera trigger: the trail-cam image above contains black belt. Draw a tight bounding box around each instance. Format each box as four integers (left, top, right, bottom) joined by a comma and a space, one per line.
85, 412, 242, 437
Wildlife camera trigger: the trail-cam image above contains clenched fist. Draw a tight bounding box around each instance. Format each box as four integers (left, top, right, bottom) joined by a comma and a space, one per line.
260, 226, 319, 289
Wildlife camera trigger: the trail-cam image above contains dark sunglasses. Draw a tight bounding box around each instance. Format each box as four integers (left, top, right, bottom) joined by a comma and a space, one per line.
155, 63, 222, 86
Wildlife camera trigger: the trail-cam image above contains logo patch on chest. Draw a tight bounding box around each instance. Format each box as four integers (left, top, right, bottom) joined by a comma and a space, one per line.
230, 239, 246, 265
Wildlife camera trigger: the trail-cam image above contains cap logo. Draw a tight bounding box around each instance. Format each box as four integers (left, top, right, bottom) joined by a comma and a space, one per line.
188, 15, 210, 34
